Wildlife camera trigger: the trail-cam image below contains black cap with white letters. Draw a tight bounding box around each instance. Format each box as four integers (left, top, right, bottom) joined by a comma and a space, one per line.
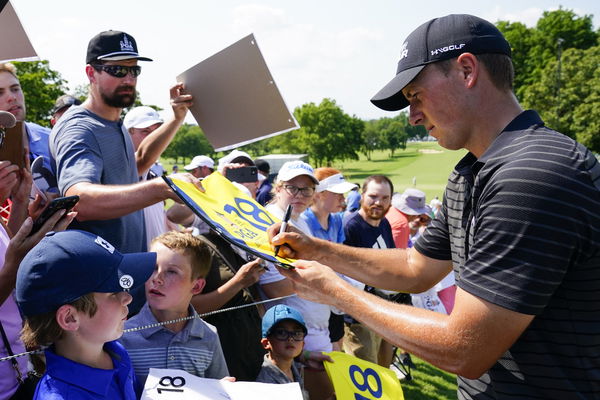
86, 30, 153, 64
371, 14, 512, 111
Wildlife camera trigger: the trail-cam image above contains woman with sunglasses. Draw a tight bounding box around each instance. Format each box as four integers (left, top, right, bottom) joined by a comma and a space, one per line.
259, 161, 334, 400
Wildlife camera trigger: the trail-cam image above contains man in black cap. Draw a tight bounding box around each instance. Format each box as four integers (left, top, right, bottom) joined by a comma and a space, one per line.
50, 31, 192, 258
269, 14, 600, 398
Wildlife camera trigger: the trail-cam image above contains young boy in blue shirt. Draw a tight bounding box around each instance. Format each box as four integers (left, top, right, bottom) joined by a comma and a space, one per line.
120, 231, 229, 386
16, 230, 156, 400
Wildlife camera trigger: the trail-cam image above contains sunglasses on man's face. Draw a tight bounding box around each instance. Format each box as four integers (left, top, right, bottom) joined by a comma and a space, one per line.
92, 64, 142, 78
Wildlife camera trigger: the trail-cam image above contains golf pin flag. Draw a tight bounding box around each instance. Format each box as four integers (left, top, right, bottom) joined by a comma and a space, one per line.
324, 351, 404, 400
165, 173, 295, 267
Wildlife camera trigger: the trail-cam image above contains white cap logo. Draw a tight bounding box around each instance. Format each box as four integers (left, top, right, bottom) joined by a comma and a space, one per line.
95, 236, 115, 254
399, 41, 409, 60
120, 275, 134, 290
120, 35, 135, 52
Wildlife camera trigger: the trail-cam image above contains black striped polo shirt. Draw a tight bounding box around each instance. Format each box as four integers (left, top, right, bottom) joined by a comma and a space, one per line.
415, 110, 600, 399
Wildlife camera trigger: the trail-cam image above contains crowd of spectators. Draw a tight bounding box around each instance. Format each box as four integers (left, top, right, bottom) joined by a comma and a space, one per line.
2, 11, 596, 400
2, 31, 403, 397
0, 57, 428, 397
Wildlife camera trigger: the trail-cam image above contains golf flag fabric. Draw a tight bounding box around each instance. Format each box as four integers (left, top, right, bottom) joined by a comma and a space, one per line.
165, 173, 294, 266
324, 351, 404, 400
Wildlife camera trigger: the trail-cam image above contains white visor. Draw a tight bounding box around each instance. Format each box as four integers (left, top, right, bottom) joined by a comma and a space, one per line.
316, 173, 357, 194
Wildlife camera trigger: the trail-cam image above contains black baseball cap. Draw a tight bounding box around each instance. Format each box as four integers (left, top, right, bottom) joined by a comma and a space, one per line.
86, 30, 153, 64
255, 159, 270, 174
371, 14, 511, 111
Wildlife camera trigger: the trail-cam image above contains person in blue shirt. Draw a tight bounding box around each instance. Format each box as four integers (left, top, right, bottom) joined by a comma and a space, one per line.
302, 167, 356, 244
344, 184, 361, 213
301, 167, 357, 353
16, 230, 156, 400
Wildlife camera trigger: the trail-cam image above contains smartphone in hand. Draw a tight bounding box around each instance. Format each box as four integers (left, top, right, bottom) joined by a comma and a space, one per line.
29, 195, 79, 236
225, 166, 258, 183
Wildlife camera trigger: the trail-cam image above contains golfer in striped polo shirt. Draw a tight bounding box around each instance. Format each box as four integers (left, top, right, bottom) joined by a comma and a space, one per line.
270, 14, 600, 399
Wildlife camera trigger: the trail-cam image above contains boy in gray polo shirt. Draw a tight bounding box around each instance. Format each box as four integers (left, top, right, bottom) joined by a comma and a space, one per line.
120, 232, 228, 387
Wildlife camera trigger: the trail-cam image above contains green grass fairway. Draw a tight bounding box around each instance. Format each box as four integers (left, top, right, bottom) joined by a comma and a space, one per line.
333, 142, 467, 201
400, 356, 458, 399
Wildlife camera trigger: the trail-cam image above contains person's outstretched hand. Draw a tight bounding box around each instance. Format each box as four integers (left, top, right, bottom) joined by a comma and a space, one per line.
166, 172, 205, 198
0, 208, 77, 306
301, 350, 334, 371
170, 83, 193, 121
0, 161, 19, 203
6, 209, 77, 262
268, 222, 317, 260
277, 260, 346, 305
233, 258, 266, 288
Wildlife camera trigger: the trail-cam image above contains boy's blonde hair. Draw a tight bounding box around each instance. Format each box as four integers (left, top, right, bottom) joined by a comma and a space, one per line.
21, 293, 97, 348
151, 231, 211, 279
0, 63, 18, 78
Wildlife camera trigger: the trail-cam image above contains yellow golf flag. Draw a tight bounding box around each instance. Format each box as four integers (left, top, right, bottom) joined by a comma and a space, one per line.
323, 351, 404, 400
165, 173, 294, 267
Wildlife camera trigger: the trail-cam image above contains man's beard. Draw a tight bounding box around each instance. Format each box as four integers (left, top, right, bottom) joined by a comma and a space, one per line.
362, 204, 390, 221
101, 85, 136, 108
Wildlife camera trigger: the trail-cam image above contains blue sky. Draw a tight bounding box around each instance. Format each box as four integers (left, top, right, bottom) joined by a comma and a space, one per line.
12, 0, 600, 121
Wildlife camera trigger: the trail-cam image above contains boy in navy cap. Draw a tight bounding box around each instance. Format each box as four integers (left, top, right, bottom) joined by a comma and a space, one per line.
16, 230, 156, 400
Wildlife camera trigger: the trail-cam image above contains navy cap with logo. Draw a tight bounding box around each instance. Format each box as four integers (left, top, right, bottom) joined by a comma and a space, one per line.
86, 30, 153, 65
371, 14, 512, 111
16, 230, 156, 317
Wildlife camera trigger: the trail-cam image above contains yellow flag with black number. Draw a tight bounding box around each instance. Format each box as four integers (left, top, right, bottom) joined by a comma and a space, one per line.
164, 173, 294, 267
323, 351, 404, 400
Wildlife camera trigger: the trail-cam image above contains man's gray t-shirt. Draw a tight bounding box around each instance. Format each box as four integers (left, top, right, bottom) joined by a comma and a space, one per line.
50, 106, 146, 254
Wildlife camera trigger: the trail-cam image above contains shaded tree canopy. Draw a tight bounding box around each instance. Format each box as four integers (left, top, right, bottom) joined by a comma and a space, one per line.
523, 45, 600, 151
497, 7, 600, 152
163, 123, 214, 163
497, 8, 597, 101
292, 98, 364, 167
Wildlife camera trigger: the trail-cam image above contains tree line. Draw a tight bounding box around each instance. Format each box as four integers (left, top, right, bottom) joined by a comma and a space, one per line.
12, 8, 600, 165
